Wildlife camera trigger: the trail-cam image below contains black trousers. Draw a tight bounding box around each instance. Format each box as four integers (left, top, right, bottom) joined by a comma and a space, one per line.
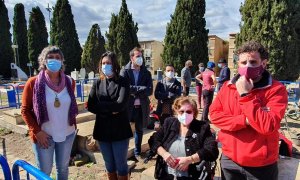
183, 87, 190, 96
221, 155, 278, 180
201, 90, 214, 121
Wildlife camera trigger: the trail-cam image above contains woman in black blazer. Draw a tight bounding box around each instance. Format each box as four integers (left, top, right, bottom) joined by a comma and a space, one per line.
87, 51, 132, 180
155, 64, 181, 125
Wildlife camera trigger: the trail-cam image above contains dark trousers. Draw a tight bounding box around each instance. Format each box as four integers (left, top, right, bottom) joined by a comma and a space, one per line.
131, 106, 143, 155
201, 90, 214, 121
221, 155, 278, 180
183, 87, 190, 96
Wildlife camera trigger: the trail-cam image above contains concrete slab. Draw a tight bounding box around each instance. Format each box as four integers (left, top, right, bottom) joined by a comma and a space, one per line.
76, 113, 95, 127
2, 109, 24, 125
0, 116, 28, 135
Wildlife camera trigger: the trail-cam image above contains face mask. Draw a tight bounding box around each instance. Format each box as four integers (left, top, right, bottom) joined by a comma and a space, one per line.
218, 64, 222, 68
165, 71, 174, 78
199, 67, 205, 72
102, 64, 113, 77
238, 65, 264, 80
46, 59, 62, 73
135, 57, 143, 66
177, 112, 193, 125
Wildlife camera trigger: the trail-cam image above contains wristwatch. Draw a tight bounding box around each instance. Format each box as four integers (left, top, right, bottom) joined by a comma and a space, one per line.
240, 93, 249, 97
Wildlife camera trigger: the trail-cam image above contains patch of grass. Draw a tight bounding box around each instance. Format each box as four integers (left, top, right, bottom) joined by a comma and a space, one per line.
0, 127, 12, 136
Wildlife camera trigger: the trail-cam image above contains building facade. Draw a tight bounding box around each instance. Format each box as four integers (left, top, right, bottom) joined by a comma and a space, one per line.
139, 40, 164, 75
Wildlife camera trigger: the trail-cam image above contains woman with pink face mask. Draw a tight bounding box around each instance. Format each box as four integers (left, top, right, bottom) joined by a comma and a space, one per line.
148, 96, 219, 179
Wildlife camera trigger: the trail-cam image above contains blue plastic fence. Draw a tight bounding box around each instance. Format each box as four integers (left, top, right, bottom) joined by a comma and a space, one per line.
0, 154, 11, 180
12, 160, 52, 180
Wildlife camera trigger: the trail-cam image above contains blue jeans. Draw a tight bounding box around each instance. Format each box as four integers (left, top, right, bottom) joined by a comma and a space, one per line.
32, 131, 75, 180
99, 139, 129, 175
132, 107, 143, 155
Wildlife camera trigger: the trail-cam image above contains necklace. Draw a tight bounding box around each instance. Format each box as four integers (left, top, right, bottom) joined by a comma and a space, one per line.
54, 94, 61, 108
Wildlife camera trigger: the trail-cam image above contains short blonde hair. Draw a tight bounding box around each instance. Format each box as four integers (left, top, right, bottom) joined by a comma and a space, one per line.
38, 46, 65, 71
172, 96, 198, 118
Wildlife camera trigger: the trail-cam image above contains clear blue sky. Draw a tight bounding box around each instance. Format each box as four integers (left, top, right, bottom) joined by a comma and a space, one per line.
6, 0, 244, 45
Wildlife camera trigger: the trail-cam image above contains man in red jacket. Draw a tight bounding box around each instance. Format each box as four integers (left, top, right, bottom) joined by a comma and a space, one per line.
210, 41, 288, 180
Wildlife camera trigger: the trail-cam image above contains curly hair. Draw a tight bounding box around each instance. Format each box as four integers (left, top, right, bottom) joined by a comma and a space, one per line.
172, 96, 198, 118
236, 41, 269, 60
38, 46, 65, 71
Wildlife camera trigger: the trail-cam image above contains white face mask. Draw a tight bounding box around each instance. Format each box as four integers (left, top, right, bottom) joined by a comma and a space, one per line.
177, 112, 193, 125
135, 57, 143, 66
165, 71, 174, 78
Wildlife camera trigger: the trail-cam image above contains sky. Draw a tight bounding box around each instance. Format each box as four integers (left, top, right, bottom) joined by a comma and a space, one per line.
5, 0, 244, 45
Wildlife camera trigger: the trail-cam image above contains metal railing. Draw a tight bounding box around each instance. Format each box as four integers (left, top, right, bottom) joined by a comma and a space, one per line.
12, 160, 52, 180
0, 154, 11, 180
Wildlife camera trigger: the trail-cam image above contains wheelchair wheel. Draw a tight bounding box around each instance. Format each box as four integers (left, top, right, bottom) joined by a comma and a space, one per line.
286, 109, 300, 120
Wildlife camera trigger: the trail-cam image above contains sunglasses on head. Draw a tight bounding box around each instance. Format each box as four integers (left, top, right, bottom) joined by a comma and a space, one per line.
178, 110, 193, 114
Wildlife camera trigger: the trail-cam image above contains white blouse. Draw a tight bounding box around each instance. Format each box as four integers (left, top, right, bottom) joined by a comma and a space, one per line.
42, 85, 75, 142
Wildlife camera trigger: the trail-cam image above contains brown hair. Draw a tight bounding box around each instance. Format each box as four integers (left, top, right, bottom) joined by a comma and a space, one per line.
99, 51, 120, 80
129, 47, 142, 57
172, 96, 198, 118
236, 41, 269, 60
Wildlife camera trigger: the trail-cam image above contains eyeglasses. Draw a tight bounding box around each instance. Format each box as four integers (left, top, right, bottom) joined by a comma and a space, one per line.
178, 110, 193, 114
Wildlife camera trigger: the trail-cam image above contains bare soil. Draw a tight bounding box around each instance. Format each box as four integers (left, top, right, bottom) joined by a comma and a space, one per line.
0, 129, 156, 180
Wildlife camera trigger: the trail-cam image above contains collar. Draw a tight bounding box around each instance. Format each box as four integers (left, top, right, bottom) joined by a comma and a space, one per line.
228, 70, 272, 90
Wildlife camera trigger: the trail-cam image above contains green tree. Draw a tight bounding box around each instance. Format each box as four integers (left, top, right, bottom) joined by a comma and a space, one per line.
162, 0, 209, 73
236, 0, 300, 80
106, 14, 118, 54
50, 0, 82, 74
0, 0, 14, 78
28, 6, 48, 71
81, 24, 106, 73
106, 0, 139, 67
13, 3, 29, 74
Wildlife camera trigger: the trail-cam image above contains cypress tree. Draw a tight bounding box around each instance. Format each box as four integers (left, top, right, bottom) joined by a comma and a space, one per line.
236, 0, 300, 80
28, 6, 48, 71
162, 0, 209, 73
81, 24, 106, 73
13, 3, 29, 74
106, 0, 139, 67
106, 14, 118, 54
0, 0, 14, 78
50, 0, 82, 74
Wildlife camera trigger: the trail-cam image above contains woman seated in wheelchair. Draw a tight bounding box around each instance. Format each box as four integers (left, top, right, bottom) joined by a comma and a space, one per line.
148, 96, 219, 179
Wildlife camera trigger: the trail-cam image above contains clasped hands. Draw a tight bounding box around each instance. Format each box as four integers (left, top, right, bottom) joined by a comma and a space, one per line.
162, 152, 192, 171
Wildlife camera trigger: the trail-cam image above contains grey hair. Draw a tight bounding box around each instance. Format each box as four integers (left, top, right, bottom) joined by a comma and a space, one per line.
38, 46, 65, 71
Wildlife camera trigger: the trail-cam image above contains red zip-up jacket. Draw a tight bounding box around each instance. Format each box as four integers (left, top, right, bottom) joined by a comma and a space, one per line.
210, 72, 287, 167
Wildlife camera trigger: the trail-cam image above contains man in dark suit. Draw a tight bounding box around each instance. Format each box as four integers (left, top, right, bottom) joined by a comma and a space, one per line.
217, 58, 230, 91
120, 47, 153, 161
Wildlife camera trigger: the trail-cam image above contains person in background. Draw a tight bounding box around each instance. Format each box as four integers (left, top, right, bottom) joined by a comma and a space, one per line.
210, 41, 288, 180
88, 51, 132, 180
217, 58, 230, 91
21, 46, 78, 180
120, 47, 153, 162
149, 96, 219, 179
181, 60, 193, 96
194, 63, 205, 109
196, 61, 216, 122
155, 64, 181, 125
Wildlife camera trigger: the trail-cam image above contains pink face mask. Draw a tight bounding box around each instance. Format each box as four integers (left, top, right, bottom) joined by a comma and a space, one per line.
238, 65, 264, 80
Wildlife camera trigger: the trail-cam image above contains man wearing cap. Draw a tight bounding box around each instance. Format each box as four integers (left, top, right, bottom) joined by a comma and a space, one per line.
209, 41, 287, 179
181, 60, 193, 96
217, 58, 230, 91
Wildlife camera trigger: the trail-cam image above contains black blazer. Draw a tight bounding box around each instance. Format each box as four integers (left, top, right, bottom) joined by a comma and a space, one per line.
87, 76, 133, 142
149, 117, 219, 179
154, 78, 181, 116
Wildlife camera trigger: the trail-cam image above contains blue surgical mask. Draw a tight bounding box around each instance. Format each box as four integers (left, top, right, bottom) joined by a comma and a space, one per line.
218, 63, 222, 68
199, 67, 205, 72
135, 57, 143, 66
46, 59, 62, 72
102, 64, 113, 77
